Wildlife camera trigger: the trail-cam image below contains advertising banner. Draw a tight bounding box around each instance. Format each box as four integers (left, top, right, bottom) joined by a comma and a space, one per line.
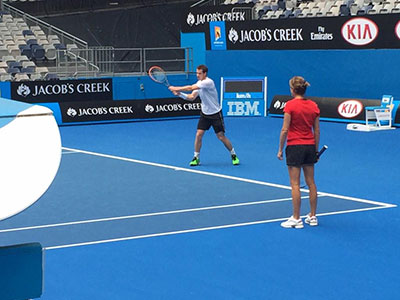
205, 14, 400, 50
182, 4, 251, 33
59, 97, 201, 123
11, 78, 113, 103
269, 95, 382, 122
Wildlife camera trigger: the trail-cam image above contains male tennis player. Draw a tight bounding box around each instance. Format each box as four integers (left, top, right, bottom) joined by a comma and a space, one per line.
168, 65, 239, 166
278, 76, 320, 228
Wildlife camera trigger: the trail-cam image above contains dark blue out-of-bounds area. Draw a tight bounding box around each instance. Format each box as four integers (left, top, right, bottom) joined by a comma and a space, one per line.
1, 116, 399, 299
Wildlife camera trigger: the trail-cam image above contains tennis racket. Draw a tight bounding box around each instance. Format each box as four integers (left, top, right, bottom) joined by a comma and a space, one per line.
317, 145, 328, 159
148, 66, 170, 87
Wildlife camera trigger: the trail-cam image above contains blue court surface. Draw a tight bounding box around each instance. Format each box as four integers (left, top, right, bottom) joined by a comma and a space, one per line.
1, 117, 399, 299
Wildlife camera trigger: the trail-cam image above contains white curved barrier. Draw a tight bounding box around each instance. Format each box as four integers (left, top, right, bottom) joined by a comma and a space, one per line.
0, 99, 61, 221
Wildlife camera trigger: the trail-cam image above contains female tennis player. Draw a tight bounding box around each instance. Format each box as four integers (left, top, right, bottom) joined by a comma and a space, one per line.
277, 76, 320, 228
168, 65, 239, 166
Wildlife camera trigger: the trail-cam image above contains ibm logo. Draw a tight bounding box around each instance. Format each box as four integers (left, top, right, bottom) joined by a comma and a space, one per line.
226, 101, 261, 116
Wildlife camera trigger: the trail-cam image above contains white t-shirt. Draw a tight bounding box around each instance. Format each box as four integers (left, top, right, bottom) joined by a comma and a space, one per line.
193, 77, 221, 115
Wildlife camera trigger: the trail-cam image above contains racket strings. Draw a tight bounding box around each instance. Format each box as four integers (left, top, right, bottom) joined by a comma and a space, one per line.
150, 68, 167, 83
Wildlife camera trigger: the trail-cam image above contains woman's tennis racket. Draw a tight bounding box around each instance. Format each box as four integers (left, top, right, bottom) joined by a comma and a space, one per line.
148, 66, 170, 87
317, 145, 328, 159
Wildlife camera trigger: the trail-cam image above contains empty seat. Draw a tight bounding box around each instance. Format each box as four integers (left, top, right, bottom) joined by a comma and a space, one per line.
22, 61, 36, 68
340, 4, 351, 15
48, 34, 60, 43
14, 73, 30, 81
44, 73, 59, 81
0, 74, 13, 81
22, 29, 34, 36
35, 66, 49, 76
29, 73, 42, 81
27, 39, 39, 47
32, 45, 45, 60
19, 45, 32, 59
44, 45, 56, 60
7, 61, 22, 69
2, 55, 16, 63
30, 25, 42, 32
21, 66, 35, 74
7, 67, 20, 75
16, 55, 30, 62
67, 43, 79, 55
286, 0, 297, 9
53, 43, 67, 51
0, 45, 9, 58
8, 45, 21, 57
38, 39, 49, 46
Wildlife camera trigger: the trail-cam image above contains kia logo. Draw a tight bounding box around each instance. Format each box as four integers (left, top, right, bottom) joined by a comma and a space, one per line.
338, 100, 363, 118
395, 20, 400, 40
341, 17, 378, 46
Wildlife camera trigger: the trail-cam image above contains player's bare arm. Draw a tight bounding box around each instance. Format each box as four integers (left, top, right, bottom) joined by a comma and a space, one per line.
169, 85, 199, 101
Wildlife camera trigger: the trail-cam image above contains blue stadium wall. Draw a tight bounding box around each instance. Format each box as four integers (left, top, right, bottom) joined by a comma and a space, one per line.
181, 32, 400, 106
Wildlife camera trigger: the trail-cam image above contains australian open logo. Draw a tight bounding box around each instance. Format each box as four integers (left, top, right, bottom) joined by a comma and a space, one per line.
228, 28, 239, 44
187, 13, 195, 26
66, 107, 77, 117
16, 84, 31, 97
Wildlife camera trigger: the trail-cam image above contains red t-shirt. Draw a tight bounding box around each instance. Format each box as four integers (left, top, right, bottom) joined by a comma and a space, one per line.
283, 98, 320, 145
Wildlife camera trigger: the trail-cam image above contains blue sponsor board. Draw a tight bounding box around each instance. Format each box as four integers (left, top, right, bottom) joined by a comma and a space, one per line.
223, 99, 265, 117
220, 77, 267, 117
210, 21, 227, 50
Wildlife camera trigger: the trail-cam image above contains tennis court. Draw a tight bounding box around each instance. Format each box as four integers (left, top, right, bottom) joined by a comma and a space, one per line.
1, 116, 399, 299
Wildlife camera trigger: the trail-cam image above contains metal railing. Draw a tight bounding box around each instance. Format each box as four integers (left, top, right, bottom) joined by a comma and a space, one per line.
55, 47, 194, 79
2, 2, 193, 80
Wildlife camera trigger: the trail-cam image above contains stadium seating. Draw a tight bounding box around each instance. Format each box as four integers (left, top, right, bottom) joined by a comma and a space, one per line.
221, 0, 400, 19
0, 10, 79, 81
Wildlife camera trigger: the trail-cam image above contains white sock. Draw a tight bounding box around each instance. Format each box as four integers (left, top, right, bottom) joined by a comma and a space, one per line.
194, 152, 200, 158
230, 148, 236, 155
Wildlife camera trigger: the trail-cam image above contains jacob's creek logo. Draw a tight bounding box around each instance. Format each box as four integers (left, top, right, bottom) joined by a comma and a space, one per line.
341, 17, 378, 46
228, 27, 303, 44
395, 20, 400, 40
66, 106, 134, 117
310, 26, 333, 41
337, 100, 363, 118
273, 99, 287, 110
16, 84, 31, 97
146, 102, 201, 113
187, 11, 245, 26
16, 82, 110, 97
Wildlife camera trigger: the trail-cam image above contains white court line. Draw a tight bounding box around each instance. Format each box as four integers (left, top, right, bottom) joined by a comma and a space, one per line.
0, 196, 307, 233
44, 205, 391, 250
62, 150, 80, 155
25, 146, 395, 250
62, 147, 397, 208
